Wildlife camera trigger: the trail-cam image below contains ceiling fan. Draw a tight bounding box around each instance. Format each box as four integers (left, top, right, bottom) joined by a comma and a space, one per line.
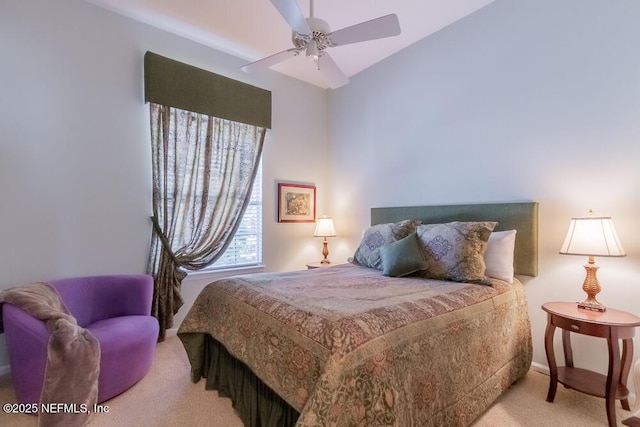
241, 0, 401, 88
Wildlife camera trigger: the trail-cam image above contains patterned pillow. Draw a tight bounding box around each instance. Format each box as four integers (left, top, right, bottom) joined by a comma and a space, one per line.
353, 219, 422, 269
415, 221, 497, 283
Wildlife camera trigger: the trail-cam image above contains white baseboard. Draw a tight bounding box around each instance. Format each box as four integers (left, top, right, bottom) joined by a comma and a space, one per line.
531, 361, 550, 375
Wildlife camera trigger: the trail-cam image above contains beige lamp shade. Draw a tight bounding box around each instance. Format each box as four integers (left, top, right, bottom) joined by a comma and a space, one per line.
314, 216, 336, 264
559, 212, 625, 312
560, 215, 625, 257
314, 217, 336, 237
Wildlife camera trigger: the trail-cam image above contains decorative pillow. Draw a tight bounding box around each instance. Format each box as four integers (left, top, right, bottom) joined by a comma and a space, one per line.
380, 233, 428, 277
415, 221, 497, 283
353, 219, 421, 269
484, 230, 517, 283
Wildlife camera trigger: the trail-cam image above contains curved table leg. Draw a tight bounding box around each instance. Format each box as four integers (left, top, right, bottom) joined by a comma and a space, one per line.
620, 338, 634, 411
607, 328, 621, 427
562, 329, 574, 367
545, 315, 558, 402
626, 359, 640, 418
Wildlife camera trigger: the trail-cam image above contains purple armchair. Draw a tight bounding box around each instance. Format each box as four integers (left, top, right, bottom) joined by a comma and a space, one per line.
2, 275, 159, 404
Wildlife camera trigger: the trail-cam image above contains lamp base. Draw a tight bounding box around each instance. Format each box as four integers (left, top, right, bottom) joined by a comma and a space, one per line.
577, 300, 606, 312
577, 256, 606, 312
320, 238, 330, 264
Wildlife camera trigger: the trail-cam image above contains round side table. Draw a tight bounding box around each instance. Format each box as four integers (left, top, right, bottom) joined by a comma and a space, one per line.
306, 262, 335, 269
542, 302, 640, 427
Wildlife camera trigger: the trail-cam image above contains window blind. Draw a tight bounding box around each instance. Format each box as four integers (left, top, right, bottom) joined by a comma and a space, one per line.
208, 162, 263, 269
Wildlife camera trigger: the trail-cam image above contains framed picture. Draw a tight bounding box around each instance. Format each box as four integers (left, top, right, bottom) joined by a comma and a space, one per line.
278, 183, 316, 223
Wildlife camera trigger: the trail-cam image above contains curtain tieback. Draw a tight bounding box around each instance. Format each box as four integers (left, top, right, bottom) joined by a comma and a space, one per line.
150, 216, 180, 265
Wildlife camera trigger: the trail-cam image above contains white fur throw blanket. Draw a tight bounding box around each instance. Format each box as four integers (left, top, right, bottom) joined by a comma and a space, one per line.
0, 282, 100, 427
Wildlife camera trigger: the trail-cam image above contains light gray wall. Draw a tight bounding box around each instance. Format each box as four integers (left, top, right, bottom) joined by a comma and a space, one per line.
0, 0, 329, 367
328, 0, 640, 389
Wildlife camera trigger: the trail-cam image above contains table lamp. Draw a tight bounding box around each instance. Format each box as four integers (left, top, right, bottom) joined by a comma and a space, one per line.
314, 216, 336, 264
559, 210, 626, 312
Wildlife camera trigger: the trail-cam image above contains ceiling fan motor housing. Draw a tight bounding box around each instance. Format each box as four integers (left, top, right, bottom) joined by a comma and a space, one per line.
292, 17, 332, 50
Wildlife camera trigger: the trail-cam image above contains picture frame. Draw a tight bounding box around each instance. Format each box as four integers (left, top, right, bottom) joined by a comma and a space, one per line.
278, 183, 316, 223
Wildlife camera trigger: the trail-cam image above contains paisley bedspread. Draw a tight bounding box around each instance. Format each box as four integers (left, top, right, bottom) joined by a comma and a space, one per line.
178, 263, 532, 426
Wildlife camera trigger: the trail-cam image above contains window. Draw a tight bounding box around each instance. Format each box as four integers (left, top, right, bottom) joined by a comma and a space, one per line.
150, 104, 265, 274
207, 162, 263, 270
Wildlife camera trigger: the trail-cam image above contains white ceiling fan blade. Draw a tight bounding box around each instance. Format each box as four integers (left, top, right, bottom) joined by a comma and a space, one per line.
328, 14, 401, 46
270, 0, 311, 36
241, 48, 301, 73
317, 53, 349, 89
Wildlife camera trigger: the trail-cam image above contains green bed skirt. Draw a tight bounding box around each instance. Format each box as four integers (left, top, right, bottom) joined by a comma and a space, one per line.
201, 334, 299, 427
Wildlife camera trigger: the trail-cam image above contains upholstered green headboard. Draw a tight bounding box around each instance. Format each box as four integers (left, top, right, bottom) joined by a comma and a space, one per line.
371, 202, 539, 277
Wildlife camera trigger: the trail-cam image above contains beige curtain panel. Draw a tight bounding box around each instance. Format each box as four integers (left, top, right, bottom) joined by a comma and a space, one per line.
147, 104, 266, 340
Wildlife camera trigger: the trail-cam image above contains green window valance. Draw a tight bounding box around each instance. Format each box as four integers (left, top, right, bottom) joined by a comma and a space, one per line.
144, 51, 271, 129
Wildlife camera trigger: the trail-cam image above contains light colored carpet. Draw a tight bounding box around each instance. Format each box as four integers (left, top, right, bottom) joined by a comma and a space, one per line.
0, 335, 632, 426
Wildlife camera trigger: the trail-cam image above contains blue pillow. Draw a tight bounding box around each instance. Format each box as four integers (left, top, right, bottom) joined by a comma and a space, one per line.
380, 233, 428, 277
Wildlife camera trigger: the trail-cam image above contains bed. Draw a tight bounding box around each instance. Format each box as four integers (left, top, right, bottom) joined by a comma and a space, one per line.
178, 202, 538, 426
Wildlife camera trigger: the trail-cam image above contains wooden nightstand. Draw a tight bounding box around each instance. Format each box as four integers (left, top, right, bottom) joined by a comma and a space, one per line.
542, 302, 640, 427
306, 262, 335, 269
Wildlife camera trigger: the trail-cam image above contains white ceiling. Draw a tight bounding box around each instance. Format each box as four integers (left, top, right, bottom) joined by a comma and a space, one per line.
84, 0, 495, 89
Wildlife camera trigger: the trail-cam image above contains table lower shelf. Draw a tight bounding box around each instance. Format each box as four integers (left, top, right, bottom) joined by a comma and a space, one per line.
557, 366, 629, 399
622, 416, 640, 427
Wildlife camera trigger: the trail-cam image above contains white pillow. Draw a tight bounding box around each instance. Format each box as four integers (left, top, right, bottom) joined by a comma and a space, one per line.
484, 230, 517, 283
